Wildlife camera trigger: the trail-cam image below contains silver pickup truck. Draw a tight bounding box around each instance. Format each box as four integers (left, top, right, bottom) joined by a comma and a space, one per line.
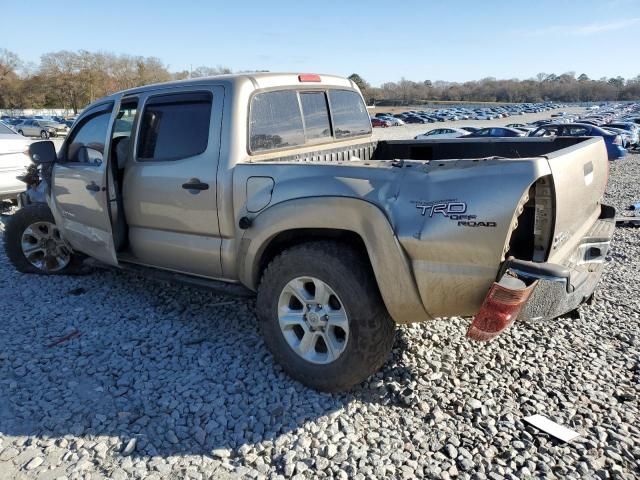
4, 73, 615, 391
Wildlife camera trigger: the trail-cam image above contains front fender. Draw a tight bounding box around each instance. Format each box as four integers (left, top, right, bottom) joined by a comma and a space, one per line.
238, 196, 432, 324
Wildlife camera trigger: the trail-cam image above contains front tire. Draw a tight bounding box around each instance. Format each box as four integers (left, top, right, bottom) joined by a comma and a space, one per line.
3, 204, 83, 274
40, 130, 49, 139
257, 241, 395, 392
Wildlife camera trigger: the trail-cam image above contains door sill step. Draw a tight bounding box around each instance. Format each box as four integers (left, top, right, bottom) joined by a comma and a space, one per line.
83, 257, 255, 297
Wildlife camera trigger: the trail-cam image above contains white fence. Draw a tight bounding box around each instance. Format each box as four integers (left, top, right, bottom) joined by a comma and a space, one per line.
0, 108, 77, 117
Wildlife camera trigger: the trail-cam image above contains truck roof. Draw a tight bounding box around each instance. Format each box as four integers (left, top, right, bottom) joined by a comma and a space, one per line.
103, 72, 358, 101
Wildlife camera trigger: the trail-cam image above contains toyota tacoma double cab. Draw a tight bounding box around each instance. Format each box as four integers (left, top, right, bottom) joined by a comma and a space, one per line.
4, 73, 615, 391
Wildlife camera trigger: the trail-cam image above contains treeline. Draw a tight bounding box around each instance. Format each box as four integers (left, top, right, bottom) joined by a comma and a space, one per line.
1, 48, 638, 111
349, 72, 640, 105
0, 48, 231, 112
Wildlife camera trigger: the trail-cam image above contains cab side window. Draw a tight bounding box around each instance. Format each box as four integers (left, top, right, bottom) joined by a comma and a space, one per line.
137, 92, 212, 162
66, 110, 112, 164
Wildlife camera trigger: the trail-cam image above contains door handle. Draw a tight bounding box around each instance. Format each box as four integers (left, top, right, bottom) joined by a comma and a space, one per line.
85, 182, 101, 192
181, 178, 209, 191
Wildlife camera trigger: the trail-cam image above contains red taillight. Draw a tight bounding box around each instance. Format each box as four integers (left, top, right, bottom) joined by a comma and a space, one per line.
298, 74, 321, 83
467, 276, 537, 342
613, 135, 622, 146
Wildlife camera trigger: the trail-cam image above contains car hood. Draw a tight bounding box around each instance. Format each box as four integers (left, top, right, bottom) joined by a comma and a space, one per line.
0, 134, 30, 155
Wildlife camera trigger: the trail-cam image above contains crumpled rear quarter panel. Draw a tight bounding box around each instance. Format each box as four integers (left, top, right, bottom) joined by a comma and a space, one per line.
392, 158, 551, 317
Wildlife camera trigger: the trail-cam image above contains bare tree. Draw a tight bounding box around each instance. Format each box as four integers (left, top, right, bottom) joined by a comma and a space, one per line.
190, 66, 232, 78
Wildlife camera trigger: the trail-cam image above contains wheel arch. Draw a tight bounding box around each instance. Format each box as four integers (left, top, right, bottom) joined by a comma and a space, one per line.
238, 197, 432, 324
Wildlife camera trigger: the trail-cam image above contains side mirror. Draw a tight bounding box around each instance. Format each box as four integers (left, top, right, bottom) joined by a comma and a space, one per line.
29, 140, 57, 164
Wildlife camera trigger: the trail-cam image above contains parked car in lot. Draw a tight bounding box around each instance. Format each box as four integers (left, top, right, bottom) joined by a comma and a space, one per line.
529, 119, 553, 127
464, 127, 525, 138
528, 123, 626, 160
472, 112, 494, 120
0, 122, 32, 201
14, 119, 69, 138
370, 117, 390, 128
414, 127, 469, 139
603, 127, 635, 149
403, 115, 429, 124
378, 116, 405, 126
606, 122, 639, 148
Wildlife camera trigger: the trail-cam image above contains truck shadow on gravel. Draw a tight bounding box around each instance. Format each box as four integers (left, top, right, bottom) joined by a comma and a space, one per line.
0, 261, 417, 460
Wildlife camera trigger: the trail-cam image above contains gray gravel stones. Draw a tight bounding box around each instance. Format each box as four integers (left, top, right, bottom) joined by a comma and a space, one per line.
24, 456, 43, 470
0, 150, 639, 479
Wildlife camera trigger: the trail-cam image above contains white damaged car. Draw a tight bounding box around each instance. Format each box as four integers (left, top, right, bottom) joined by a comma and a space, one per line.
0, 122, 31, 202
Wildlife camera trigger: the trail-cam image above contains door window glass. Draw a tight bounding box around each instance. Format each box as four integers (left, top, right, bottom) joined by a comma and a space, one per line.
114, 103, 137, 135
111, 101, 138, 168
138, 92, 212, 162
66, 110, 112, 164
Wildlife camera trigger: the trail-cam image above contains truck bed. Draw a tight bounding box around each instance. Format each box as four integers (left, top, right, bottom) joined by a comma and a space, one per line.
372, 136, 587, 161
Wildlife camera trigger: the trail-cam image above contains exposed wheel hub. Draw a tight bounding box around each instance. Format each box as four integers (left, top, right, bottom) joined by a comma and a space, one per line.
305, 306, 328, 330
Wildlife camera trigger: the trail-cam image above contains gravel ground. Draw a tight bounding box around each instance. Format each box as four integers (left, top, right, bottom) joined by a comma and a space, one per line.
0, 153, 638, 479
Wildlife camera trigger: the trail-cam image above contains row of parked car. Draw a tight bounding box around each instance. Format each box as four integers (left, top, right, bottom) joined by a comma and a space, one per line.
370, 102, 565, 127
0, 115, 75, 139
412, 103, 640, 161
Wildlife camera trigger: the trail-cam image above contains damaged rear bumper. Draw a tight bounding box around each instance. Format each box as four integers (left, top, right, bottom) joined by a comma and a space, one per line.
468, 205, 615, 339
513, 205, 615, 321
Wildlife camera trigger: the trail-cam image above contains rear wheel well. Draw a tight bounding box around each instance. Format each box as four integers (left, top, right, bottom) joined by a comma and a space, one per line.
256, 229, 372, 285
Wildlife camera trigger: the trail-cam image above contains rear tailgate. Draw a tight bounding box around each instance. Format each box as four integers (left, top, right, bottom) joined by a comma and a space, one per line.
545, 137, 609, 263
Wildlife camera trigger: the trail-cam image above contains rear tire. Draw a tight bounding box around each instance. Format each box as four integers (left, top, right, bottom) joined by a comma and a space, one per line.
4, 204, 84, 275
17, 130, 23, 136
256, 241, 395, 392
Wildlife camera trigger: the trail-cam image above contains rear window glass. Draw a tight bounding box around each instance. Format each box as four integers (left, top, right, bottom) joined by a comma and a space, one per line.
328, 90, 371, 139
250, 91, 305, 152
300, 92, 331, 141
138, 93, 212, 162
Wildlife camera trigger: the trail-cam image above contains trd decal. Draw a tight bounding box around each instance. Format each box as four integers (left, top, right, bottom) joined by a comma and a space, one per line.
415, 201, 467, 217
413, 200, 496, 227
457, 221, 497, 227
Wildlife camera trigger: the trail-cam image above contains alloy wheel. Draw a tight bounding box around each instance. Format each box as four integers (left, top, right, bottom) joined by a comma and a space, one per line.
21, 221, 71, 272
278, 276, 349, 364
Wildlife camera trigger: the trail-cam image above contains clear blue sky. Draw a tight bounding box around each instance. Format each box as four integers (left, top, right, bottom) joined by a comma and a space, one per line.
3, 0, 639, 86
